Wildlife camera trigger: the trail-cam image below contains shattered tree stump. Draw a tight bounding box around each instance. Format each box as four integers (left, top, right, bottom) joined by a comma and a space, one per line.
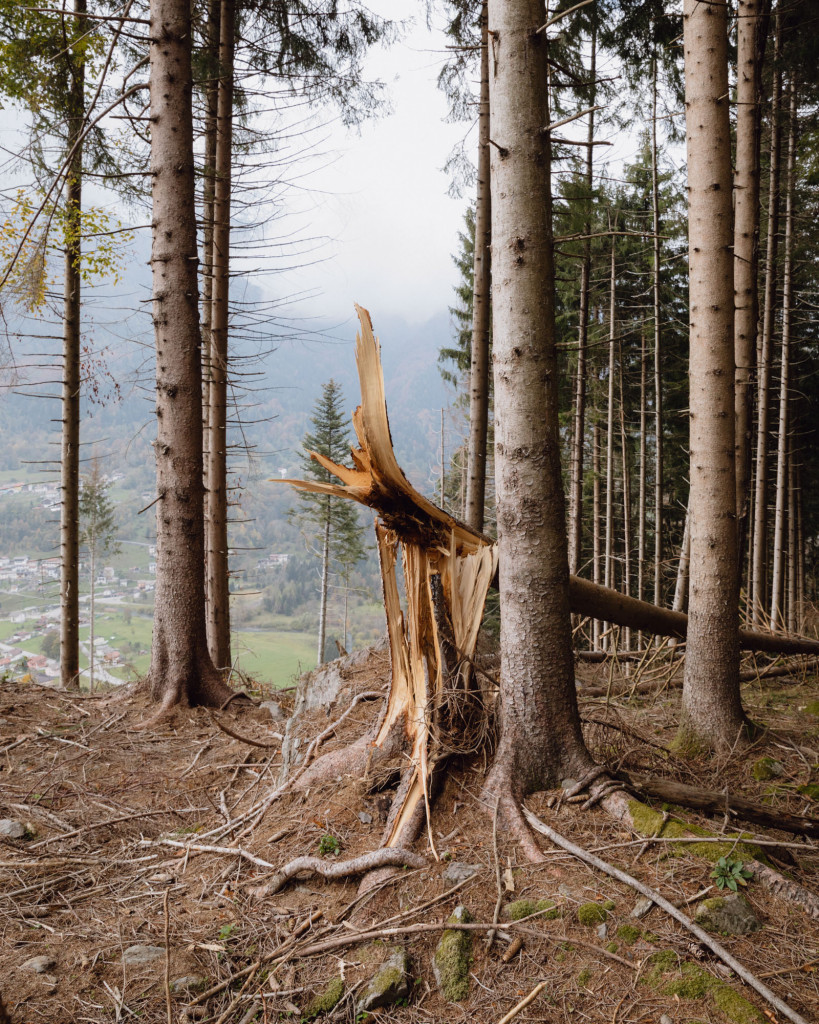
279, 306, 497, 851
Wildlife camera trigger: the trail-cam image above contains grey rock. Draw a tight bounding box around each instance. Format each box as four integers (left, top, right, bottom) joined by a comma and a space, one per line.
356, 947, 411, 1013
0, 818, 26, 838
631, 896, 654, 919
22, 955, 56, 974
659, 1015, 673, 1024
260, 701, 286, 722
122, 944, 166, 965
442, 861, 480, 886
558, 883, 573, 897
42, 974, 58, 990
170, 975, 207, 995
596, 923, 608, 940
694, 894, 760, 936
357, 811, 373, 824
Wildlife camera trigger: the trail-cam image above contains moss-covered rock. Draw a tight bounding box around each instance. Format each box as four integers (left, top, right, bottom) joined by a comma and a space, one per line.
616, 924, 641, 945
506, 899, 537, 921
357, 948, 410, 1014
751, 757, 784, 781
433, 905, 472, 1003
798, 782, 819, 801
577, 902, 608, 927
626, 801, 763, 865
642, 950, 766, 1024
304, 976, 344, 1018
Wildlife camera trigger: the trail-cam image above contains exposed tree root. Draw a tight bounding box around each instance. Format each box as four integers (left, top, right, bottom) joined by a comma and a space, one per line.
523, 808, 810, 1024
268, 847, 428, 894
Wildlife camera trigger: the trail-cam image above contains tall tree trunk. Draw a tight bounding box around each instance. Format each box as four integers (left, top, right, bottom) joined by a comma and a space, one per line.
786, 424, 796, 633
751, 12, 781, 627
795, 461, 804, 630
59, 0, 86, 692
88, 540, 95, 693
592, 420, 602, 649
733, 0, 768, 567
205, 0, 234, 669
568, 25, 596, 575
672, 508, 691, 613
483, 0, 592, 822
146, 0, 233, 711
604, 237, 616, 608
317, 512, 330, 666
769, 81, 796, 633
465, 0, 491, 534
618, 349, 632, 651
638, 323, 647, 608
678, 0, 745, 752
201, 0, 220, 502
651, 58, 664, 609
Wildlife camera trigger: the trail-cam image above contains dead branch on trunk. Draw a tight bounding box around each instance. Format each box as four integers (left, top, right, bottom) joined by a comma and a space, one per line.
523, 809, 810, 1024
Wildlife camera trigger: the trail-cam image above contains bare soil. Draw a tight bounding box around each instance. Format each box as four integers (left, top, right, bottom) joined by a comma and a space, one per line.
2, 648, 819, 1024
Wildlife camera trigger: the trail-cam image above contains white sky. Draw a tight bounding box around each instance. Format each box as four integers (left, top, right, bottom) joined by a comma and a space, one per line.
272, 2, 473, 326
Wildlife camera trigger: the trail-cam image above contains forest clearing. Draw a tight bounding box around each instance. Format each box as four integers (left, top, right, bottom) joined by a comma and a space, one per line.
1, 0, 819, 1021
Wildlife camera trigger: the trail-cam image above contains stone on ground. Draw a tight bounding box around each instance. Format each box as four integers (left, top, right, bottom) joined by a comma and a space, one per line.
356, 947, 411, 1013
433, 905, 473, 1002
122, 944, 166, 965
694, 894, 760, 936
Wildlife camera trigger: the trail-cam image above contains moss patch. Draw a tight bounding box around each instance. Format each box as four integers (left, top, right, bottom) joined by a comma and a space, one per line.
577, 902, 609, 926
665, 962, 715, 1000
751, 757, 783, 781
537, 898, 561, 920
798, 783, 819, 800
804, 700, 819, 716
626, 800, 763, 865
506, 897, 560, 921
304, 976, 344, 1017
711, 984, 766, 1024
433, 907, 472, 1003
577, 968, 592, 988
616, 924, 641, 945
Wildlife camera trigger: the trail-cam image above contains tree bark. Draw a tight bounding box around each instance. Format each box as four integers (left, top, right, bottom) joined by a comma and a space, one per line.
567, 26, 596, 576
751, 12, 781, 627
146, 0, 234, 711
678, 0, 745, 752
205, 0, 234, 669
733, 0, 768, 566
604, 238, 616, 597
769, 81, 795, 634
59, 0, 85, 692
88, 540, 95, 693
592, 420, 602, 648
651, 59, 663, 610
483, 0, 593, 813
618, 349, 632, 651
672, 508, 690, 613
465, 0, 491, 534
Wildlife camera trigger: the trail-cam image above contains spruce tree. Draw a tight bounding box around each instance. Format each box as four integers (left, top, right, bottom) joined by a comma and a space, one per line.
291, 380, 366, 665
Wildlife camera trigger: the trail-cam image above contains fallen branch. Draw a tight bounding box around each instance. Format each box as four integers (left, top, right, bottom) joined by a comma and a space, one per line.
207, 710, 282, 749
268, 848, 427, 894
625, 774, 819, 840
523, 809, 809, 1024
148, 838, 273, 870
496, 980, 547, 1024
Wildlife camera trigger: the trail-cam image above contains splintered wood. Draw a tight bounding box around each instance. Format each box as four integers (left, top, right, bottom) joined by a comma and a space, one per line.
280, 305, 497, 852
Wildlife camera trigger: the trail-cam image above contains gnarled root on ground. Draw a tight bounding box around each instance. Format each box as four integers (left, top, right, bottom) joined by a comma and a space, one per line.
269, 847, 428, 894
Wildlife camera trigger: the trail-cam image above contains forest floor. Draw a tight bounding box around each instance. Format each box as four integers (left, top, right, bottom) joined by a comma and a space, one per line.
2, 645, 819, 1024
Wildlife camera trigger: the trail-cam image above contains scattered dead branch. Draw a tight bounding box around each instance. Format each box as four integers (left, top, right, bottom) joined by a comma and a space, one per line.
268, 847, 428, 894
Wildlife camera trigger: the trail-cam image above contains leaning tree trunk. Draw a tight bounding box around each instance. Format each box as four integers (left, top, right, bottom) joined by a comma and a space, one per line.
59, 0, 86, 692
733, 0, 768, 569
482, 0, 593, 822
678, 0, 745, 752
205, 0, 234, 669
145, 0, 234, 711
464, 0, 491, 535
751, 11, 781, 627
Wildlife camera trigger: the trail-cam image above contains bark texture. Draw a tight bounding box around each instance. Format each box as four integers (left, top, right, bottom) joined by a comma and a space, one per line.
146, 0, 233, 711
465, 0, 491, 534
59, 0, 86, 691
484, 0, 592, 804
679, 0, 745, 751
205, 0, 234, 669
733, 0, 767, 559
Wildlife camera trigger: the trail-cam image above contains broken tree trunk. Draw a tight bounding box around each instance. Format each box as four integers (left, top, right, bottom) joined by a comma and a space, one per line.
279, 306, 497, 852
